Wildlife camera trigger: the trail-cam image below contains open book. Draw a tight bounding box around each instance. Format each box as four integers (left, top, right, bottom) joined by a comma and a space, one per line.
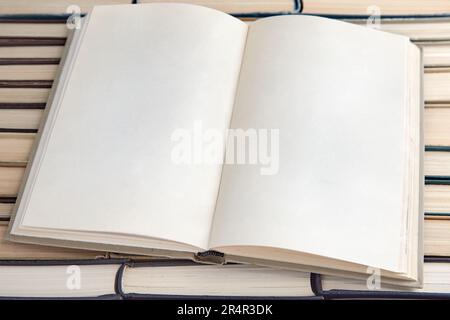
7, 3, 423, 286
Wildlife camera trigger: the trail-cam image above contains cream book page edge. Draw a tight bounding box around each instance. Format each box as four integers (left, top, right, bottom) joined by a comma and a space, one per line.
6, 25, 80, 244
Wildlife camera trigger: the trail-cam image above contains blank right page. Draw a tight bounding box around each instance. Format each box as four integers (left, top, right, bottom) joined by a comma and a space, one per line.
209, 15, 412, 272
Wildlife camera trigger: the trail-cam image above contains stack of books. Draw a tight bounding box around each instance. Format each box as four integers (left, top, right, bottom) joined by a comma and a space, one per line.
0, 0, 132, 14
137, 0, 298, 15
0, 1, 450, 299
301, 0, 450, 16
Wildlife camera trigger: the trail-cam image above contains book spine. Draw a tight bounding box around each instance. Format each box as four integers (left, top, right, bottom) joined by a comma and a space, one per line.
194, 250, 226, 265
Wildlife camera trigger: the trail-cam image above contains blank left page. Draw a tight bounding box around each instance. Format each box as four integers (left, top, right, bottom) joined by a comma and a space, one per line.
11, 4, 247, 250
